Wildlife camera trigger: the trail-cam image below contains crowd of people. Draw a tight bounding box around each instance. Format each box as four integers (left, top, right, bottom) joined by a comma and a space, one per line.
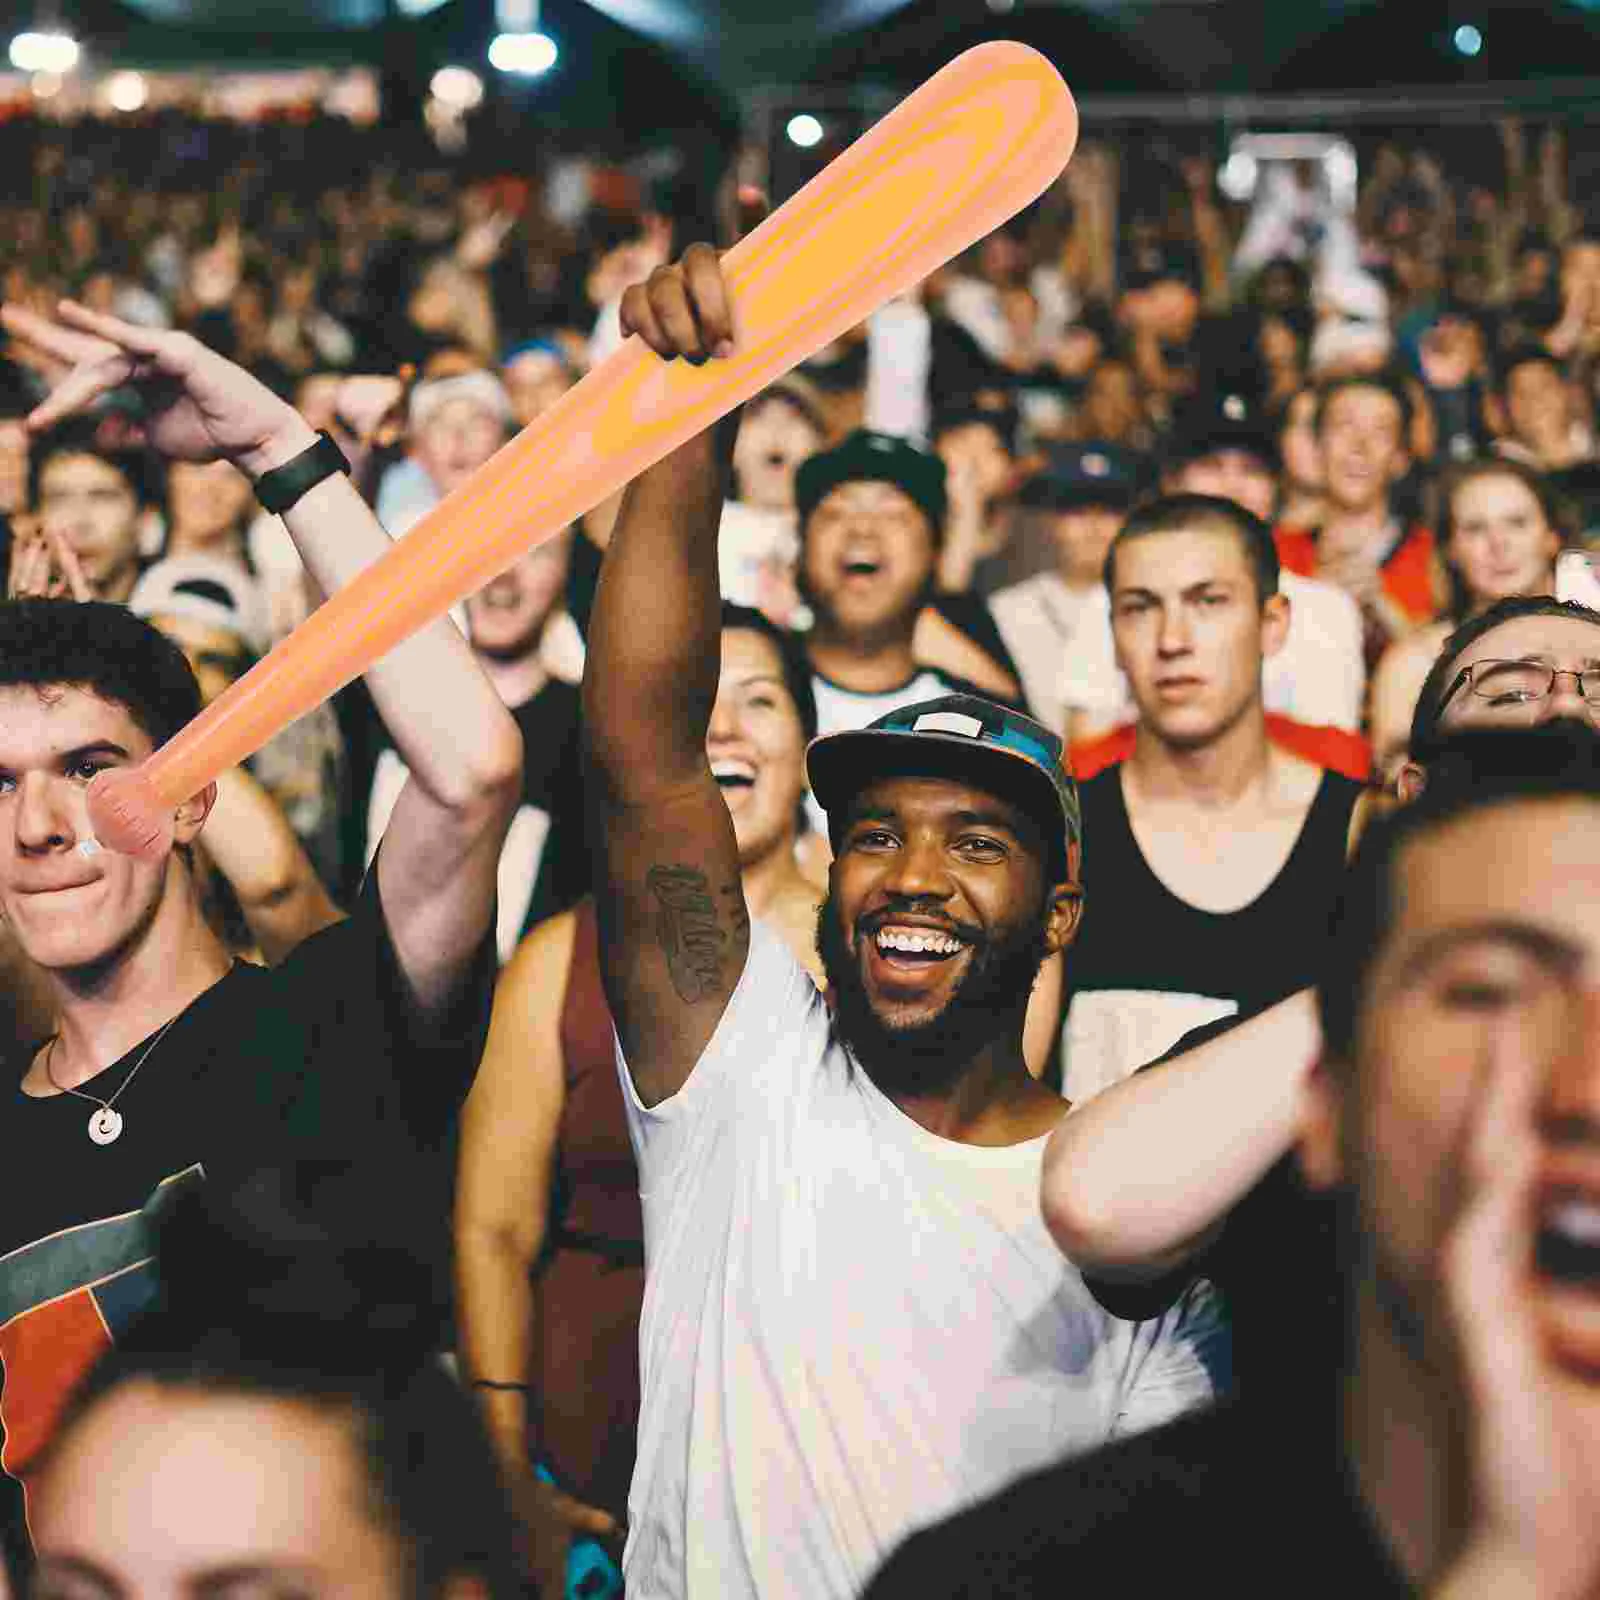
4, 82, 1600, 1600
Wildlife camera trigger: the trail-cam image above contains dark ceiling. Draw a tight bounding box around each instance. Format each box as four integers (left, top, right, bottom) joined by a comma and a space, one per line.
13, 0, 1600, 136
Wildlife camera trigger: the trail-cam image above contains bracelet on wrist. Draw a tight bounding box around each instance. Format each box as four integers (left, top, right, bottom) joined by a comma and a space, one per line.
471, 1379, 533, 1393
253, 430, 352, 517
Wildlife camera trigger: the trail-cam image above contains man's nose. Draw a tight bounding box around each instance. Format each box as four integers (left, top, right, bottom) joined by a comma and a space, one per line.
1537, 670, 1592, 722
1546, 987, 1600, 1132
881, 835, 954, 901
13, 772, 71, 851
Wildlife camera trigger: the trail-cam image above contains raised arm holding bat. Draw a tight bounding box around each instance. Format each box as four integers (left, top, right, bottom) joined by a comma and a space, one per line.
0, 299, 518, 1583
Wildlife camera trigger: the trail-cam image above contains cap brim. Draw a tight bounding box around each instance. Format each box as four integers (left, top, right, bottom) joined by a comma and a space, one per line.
1166, 429, 1279, 470
805, 727, 1072, 872
1018, 484, 1138, 511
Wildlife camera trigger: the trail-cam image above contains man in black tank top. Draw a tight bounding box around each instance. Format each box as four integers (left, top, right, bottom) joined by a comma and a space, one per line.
1061, 493, 1362, 1105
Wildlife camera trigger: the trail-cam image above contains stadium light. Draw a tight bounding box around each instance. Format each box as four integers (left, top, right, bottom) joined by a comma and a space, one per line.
9, 30, 79, 74
430, 65, 484, 108
787, 114, 824, 149
1453, 22, 1483, 56
488, 30, 557, 75
105, 70, 147, 112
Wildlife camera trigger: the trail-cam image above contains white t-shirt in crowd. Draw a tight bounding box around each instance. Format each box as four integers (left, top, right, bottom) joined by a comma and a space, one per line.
804, 668, 973, 839
618, 925, 1229, 1600
990, 571, 1110, 736
1048, 570, 1367, 736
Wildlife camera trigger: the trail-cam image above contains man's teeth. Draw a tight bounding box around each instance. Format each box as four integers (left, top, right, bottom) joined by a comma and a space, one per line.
711, 759, 758, 786
1544, 1198, 1600, 1246
875, 928, 963, 956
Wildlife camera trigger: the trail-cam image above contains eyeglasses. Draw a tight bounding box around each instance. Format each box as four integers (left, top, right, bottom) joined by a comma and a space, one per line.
1438, 658, 1600, 716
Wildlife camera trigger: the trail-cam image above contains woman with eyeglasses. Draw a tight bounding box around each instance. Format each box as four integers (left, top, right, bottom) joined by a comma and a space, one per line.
1368, 457, 1569, 780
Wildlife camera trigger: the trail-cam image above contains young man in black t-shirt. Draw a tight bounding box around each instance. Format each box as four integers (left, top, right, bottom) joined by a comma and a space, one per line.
0, 299, 521, 1576
866, 731, 1600, 1599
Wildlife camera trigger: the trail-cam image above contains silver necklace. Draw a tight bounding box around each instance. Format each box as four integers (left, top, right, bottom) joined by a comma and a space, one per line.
42, 1017, 180, 1146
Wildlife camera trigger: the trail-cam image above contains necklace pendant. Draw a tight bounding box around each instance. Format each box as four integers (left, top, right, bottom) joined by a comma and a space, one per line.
88, 1107, 123, 1146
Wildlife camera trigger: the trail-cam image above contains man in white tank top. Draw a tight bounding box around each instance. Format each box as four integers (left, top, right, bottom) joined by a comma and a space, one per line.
582, 240, 1228, 1600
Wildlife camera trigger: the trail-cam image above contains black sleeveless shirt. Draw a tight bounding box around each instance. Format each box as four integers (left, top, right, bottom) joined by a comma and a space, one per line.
1062, 763, 1361, 1101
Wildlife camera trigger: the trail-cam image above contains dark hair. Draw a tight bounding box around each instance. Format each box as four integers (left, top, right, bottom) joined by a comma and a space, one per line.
1494, 341, 1565, 395
1104, 492, 1281, 602
1318, 725, 1600, 1062
53, 1163, 523, 1600
1407, 596, 1600, 758
1435, 457, 1569, 622
28, 415, 164, 510
0, 599, 202, 749
931, 403, 1019, 458
1313, 370, 1415, 443
720, 601, 818, 743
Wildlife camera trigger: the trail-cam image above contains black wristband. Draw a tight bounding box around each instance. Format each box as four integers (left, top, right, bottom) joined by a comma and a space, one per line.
253, 430, 351, 516
471, 1379, 532, 1393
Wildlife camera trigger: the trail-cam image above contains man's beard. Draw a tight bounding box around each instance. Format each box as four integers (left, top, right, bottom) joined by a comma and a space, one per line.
815, 892, 1052, 1099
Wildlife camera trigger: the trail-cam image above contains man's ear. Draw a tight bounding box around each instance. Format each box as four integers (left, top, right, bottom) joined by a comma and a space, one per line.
1395, 760, 1427, 805
1045, 879, 1084, 955
172, 780, 217, 849
1260, 589, 1292, 660
1298, 1055, 1347, 1192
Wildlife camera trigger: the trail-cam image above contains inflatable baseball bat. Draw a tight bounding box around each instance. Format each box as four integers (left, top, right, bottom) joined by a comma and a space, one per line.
87, 39, 1078, 860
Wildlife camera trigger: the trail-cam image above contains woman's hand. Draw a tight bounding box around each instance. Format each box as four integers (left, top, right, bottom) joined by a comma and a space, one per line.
7, 524, 93, 602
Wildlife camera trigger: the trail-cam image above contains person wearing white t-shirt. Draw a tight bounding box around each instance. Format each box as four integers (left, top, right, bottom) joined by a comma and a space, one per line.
583, 241, 1229, 1600
989, 441, 1147, 736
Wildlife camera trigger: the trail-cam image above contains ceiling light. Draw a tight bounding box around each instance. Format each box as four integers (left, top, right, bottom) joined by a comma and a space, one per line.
786, 114, 824, 149
488, 31, 558, 75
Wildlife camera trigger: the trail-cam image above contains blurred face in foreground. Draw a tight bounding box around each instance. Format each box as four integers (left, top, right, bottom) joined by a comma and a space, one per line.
29, 1382, 461, 1600
1304, 796, 1600, 1382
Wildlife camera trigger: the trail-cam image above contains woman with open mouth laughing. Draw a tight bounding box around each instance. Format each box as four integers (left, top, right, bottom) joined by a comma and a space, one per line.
453, 599, 822, 1597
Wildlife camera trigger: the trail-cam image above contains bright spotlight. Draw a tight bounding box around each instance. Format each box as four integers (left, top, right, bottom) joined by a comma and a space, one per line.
9, 31, 80, 74
430, 65, 484, 108
1453, 22, 1483, 55
30, 70, 62, 99
488, 31, 557, 75
786, 114, 824, 149
105, 70, 147, 112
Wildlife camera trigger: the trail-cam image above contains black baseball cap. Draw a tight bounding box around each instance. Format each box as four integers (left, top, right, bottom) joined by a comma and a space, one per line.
795, 429, 948, 534
806, 693, 1082, 882
1018, 441, 1148, 512
1165, 390, 1280, 475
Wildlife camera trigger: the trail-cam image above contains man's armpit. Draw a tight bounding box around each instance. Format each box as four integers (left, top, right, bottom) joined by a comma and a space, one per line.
646, 865, 748, 1005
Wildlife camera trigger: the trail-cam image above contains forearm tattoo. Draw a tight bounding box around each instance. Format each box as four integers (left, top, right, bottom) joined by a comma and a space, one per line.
646, 865, 744, 1003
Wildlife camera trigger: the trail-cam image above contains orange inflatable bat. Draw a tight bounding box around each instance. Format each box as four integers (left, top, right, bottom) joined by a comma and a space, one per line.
88, 40, 1078, 860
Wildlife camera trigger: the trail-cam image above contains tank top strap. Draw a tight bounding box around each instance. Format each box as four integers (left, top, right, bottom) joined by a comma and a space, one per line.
1274, 770, 1362, 900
